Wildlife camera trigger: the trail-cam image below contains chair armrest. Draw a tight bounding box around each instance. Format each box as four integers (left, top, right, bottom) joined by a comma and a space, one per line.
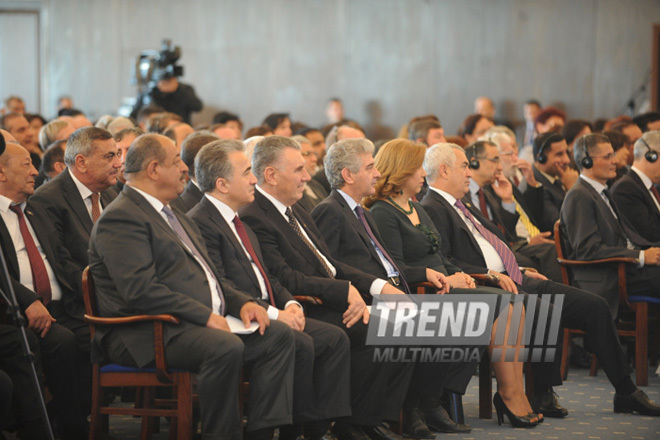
293, 295, 324, 305
470, 273, 501, 286
83, 314, 181, 326
557, 257, 639, 267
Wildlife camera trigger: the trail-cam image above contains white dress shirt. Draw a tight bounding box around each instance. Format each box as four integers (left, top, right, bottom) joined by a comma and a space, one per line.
69, 168, 103, 221
631, 166, 660, 213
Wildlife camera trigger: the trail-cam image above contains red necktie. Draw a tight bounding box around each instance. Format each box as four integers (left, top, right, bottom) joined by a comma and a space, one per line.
233, 215, 275, 306
455, 199, 523, 284
512, 176, 520, 187
477, 189, 490, 220
9, 205, 52, 304
651, 186, 660, 208
91, 193, 101, 223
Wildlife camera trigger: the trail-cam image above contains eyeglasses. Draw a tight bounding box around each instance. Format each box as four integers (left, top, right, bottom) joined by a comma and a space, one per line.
500, 152, 515, 157
301, 151, 318, 158
478, 156, 501, 164
592, 153, 615, 161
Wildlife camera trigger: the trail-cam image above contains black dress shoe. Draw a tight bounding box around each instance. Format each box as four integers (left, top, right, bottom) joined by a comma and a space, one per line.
421, 403, 471, 433
361, 424, 403, 440
402, 407, 434, 439
614, 388, 660, 416
532, 387, 568, 418
332, 423, 370, 440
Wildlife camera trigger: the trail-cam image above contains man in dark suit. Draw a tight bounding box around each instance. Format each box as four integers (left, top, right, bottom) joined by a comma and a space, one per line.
464, 140, 561, 282
0, 140, 90, 439
170, 131, 219, 212
311, 138, 471, 437
560, 133, 660, 317
30, 127, 120, 324
188, 139, 350, 440
531, 133, 578, 232
421, 142, 660, 418
88, 133, 295, 439
240, 136, 412, 440
611, 131, 660, 243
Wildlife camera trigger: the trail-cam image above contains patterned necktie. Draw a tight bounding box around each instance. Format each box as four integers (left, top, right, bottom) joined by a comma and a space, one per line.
476, 189, 490, 220
354, 205, 411, 294
455, 199, 523, 284
9, 205, 52, 304
285, 207, 334, 278
162, 206, 225, 315
513, 196, 541, 237
90, 193, 101, 223
233, 215, 275, 306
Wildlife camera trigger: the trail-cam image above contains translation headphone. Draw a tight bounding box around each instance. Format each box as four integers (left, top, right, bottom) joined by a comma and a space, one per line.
581, 148, 593, 169
640, 137, 659, 163
536, 136, 552, 164
465, 145, 481, 169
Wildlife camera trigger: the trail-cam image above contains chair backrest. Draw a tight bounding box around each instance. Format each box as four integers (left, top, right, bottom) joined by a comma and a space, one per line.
82, 266, 98, 337
553, 220, 573, 285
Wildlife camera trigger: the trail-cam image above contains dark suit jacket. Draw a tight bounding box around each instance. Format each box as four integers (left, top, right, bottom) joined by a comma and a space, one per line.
239, 190, 377, 310
297, 179, 328, 213
611, 169, 660, 244
0, 202, 69, 312
188, 196, 296, 309
171, 180, 203, 213
560, 178, 641, 316
30, 169, 117, 316
311, 190, 404, 300
468, 185, 519, 244
421, 189, 500, 275
368, 200, 462, 282
88, 185, 252, 367
533, 166, 565, 232
506, 179, 545, 232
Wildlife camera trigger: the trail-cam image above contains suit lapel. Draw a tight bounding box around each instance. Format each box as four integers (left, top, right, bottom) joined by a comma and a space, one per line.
0, 215, 20, 277
434, 192, 486, 260
631, 171, 660, 220
61, 171, 95, 233
578, 179, 628, 241
332, 191, 382, 263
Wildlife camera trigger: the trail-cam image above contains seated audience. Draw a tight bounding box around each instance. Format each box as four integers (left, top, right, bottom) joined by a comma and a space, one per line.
262, 113, 293, 137
459, 114, 494, 144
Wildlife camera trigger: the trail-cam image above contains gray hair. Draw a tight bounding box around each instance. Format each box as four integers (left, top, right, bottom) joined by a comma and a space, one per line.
39, 119, 71, 148
408, 120, 442, 143
479, 128, 513, 153
573, 133, 611, 171
290, 135, 311, 146
114, 127, 144, 143
64, 127, 113, 166
324, 138, 375, 189
107, 116, 136, 135
124, 134, 167, 175
633, 130, 660, 161
252, 135, 300, 184
423, 143, 464, 181
196, 139, 246, 193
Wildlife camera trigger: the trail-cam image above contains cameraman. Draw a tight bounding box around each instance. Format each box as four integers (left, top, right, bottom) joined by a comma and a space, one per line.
131, 75, 202, 124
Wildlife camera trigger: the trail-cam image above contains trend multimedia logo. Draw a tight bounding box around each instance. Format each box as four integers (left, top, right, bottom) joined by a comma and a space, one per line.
366, 294, 564, 363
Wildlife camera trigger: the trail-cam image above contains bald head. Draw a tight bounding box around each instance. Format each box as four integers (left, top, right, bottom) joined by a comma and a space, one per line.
0, 142, 38, 203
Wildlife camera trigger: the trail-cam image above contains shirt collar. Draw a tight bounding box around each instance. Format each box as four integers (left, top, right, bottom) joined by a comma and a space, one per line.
631, 166, 653, 189
129, 184, 166, 213
204, 194, 237, 224
68, 168, 94, 200
0, 195, 25, 214
580, 174, 608, 194
537, 168, 557, 184
428, 185, 457, 206
256, 185, 290, 217
468, 178, 481, 196
337, 189, 359, 212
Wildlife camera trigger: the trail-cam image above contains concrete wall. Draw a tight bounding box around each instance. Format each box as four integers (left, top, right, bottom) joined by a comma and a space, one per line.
1, 0, 659, 137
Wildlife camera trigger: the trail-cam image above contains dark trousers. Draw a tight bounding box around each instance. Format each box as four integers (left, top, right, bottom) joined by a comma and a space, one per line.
521, 277, 633, 392
293, 318, 351, 423
106, 320, 295, 440
305, 304, 413, 426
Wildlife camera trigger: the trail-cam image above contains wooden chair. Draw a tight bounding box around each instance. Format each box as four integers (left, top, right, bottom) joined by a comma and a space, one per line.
554, 220, 660, 386
82, 267, 194, 440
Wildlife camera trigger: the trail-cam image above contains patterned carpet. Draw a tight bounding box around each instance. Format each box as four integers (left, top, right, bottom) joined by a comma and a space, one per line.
3, 367, 659, 439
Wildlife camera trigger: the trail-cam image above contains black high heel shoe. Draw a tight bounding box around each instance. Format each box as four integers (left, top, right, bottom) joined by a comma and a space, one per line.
493, 393, 539, 428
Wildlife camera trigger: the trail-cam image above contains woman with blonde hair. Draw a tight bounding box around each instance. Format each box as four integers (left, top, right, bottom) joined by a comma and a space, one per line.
364, 139, 541, 428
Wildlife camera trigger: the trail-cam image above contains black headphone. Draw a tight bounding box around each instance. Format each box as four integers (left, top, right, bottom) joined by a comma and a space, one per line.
640, 137, 659, 163
581, 148, 593, 169
536, 136, 552, 164
465, 145, 481, 169
534, 133, 563, 165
